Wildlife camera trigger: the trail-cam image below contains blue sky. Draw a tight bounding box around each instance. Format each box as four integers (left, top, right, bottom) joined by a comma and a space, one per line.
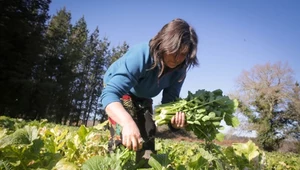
49, 0, 300, 104
49, 1, 299, 135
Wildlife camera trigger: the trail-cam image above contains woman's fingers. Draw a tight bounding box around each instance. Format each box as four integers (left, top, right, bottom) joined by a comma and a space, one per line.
122, 136, 131, 150
171, 115, 176, 125
138, 138, 144, 150
121, 123, 142, 151
180, 112, 186, 127
174, 112, 186, 128
126, 137, 132, 150
176, 112, 180, 125
131, 136, 138, 151
122, 135, 144, 151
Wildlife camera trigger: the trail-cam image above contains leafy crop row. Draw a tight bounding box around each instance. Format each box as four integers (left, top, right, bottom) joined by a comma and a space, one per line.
0, 116, 299, 170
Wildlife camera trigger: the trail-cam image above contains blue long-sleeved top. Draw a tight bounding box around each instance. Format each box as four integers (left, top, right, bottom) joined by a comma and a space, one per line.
100, 42, 186, 109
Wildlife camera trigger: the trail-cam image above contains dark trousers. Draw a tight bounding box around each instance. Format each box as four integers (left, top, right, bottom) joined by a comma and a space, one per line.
108, 93, 156, 167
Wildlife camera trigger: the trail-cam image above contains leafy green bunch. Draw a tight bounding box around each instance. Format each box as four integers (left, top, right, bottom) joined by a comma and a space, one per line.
154, 89, 240, 141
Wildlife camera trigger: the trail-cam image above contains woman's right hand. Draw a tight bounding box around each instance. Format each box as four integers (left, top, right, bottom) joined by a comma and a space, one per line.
105, 102, 144, 151
122, 121, 143, 151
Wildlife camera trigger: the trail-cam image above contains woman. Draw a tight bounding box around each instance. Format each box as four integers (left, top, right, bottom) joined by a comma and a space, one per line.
100, 18, 198, 167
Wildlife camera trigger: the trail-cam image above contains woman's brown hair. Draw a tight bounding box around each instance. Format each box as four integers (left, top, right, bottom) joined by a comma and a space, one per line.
149, 18, 199, 78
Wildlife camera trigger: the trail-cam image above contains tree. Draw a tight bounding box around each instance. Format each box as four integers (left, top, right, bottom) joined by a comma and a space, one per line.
0, 0, 51, 118
43, 7, 72, 123
232, 62, 297, 151
81, 30, 129, 126
60, 16, 88, 125
281, 82, 300, 140
106, 41, 129, 67
83, 29, 108, 126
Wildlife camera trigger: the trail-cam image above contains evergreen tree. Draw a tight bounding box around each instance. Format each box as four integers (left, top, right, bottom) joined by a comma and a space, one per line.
43, 7, 71, 123
0, 0, 51, 118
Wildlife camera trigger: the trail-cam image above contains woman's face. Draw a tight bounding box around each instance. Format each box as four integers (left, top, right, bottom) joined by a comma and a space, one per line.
163, 52, 186, 68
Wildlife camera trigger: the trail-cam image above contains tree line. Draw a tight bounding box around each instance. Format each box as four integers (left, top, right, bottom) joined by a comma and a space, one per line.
0, 0, 128, 126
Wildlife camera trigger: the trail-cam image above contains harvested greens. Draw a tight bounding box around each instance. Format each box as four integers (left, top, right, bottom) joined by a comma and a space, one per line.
154, 89, 239, 141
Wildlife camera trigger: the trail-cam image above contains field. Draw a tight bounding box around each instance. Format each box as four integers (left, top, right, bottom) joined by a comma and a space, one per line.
0, 116, 299, 170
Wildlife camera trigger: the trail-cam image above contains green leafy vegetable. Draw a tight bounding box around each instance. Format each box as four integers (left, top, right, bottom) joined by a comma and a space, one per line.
0, 116, 298, 170
148, 154, 171, 170
0, 160, 12, 170
154, 89, 240, 141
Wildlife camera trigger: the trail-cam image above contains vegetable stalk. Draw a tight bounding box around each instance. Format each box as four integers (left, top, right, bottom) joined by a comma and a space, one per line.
153, 89, 240, 141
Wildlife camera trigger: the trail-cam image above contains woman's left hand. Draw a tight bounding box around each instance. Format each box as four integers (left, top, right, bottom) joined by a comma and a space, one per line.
171, 111, 186, 129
